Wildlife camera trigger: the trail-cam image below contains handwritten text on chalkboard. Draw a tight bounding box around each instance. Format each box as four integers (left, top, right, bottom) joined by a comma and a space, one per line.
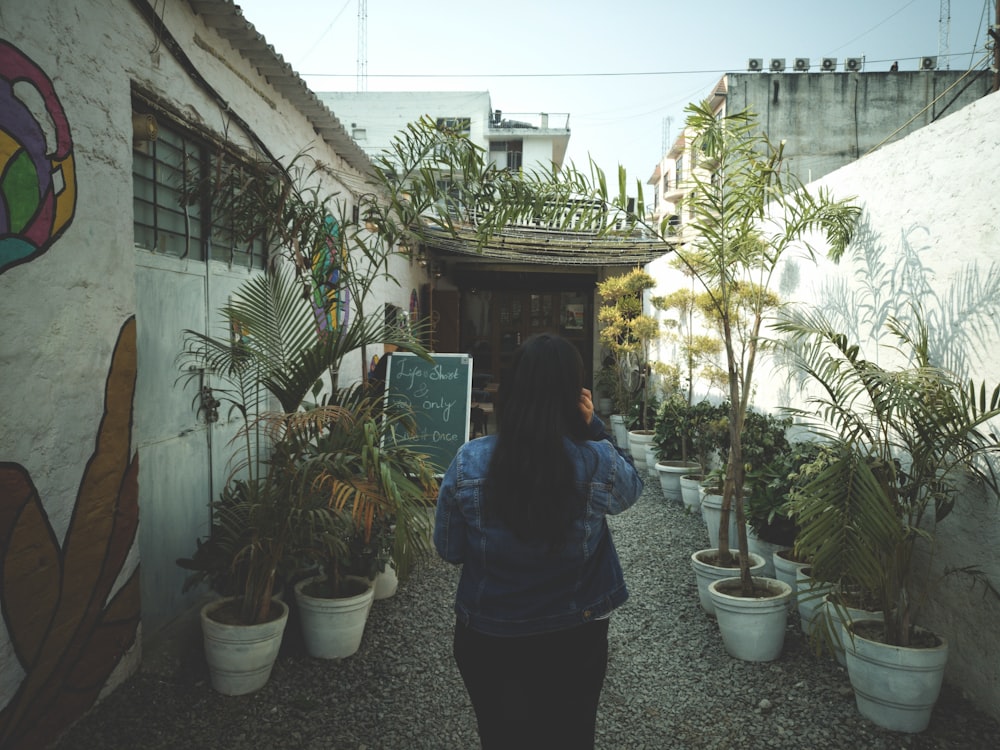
385, 353, 472, 472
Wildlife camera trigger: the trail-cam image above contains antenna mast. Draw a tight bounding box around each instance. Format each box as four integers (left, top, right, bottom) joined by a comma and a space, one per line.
356, 0, 368, 92
661, 116, 673, 157
939, 0, 951, 69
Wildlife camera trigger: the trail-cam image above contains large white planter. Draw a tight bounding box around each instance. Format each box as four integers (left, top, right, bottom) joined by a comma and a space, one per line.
679, 474, 705, 513
795, 566, 836, 637
609, 415, 629, 451
294, 575, 375, 660
771, 549, 809, 610
709, 576, 792, 662
655, 461, 699, 503
844, 617, 949, 733
700, 492, 738, 549
627, 430, 655, 471
373, 563, 398, 600
823, 593, 884, 667
644, 444, 658, 478
690, 548, 766, 615
201, 597, 289, 696
745, 526, 785, 578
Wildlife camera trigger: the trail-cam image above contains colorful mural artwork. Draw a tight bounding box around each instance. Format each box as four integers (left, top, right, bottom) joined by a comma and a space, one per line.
0, 319, 140, 750
310, 216, 342, 335
0, 40, 77, 275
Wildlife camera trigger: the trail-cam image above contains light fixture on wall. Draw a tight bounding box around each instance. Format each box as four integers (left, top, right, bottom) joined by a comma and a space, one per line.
132, 112, 158, 151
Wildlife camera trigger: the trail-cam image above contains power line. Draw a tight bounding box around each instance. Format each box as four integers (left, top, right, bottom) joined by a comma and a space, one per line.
299, 53, 986, 80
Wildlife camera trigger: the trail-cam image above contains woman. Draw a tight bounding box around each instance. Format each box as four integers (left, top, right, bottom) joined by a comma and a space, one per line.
435, 333, 643, 749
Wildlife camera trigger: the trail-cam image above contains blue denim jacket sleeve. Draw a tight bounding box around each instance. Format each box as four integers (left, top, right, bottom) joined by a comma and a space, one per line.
587, 415, 643, 515
434, 451, 467, 564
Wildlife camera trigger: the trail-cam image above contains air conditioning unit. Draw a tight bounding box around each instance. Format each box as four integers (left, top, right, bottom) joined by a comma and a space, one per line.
920, 56, 938, 70
821, 57, 837, 72
747, 58, 763, 72
793, 58, 810, 72
845, 57, 863, 72
770, 58, 786, 72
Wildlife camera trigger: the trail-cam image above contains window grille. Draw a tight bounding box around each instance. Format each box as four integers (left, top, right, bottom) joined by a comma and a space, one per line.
133, 116, 266, 269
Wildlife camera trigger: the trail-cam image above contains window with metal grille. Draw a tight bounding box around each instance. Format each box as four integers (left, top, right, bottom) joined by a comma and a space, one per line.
133, 116, 266, 269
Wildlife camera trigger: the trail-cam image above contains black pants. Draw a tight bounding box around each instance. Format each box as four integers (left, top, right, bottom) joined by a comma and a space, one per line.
453, 618, 610, 750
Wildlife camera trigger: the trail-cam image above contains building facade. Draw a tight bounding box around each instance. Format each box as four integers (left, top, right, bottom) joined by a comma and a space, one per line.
649, 68, 993, 227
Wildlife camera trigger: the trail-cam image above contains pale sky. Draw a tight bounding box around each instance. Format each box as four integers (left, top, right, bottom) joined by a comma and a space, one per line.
235, 0, 993, 193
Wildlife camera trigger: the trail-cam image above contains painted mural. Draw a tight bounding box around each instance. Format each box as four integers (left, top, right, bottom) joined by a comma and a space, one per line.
0, 319, 140, 750
0, 39, 77, 275
311, 216, 343, 335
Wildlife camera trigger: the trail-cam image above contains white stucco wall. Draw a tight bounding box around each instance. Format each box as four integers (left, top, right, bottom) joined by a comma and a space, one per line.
763, 90, 1000, 717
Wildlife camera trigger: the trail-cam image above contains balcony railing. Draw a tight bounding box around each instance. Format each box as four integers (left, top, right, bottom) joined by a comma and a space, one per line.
487, 112, 571, 131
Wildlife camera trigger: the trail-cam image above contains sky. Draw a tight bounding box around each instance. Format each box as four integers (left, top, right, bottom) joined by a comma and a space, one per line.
234, 0, 994, 189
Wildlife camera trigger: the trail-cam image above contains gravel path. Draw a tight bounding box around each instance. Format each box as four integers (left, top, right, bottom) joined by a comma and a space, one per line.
53, 480, 1000, 749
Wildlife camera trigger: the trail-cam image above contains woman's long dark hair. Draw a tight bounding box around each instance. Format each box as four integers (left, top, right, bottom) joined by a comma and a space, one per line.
486, 334, 590, 547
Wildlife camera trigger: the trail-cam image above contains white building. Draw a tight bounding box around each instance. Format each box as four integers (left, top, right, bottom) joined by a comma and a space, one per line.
317, 91, 570, 174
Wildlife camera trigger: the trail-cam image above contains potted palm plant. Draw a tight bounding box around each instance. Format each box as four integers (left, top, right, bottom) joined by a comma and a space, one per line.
778, 309, 1000, 732
176, 142, 440, 688
292, 387, 438, 659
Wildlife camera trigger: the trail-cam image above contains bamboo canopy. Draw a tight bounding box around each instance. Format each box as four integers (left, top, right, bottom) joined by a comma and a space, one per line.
420, 221, 678, 266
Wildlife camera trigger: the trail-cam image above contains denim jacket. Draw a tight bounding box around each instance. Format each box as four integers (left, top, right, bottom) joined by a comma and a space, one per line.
434, 416, 643, 637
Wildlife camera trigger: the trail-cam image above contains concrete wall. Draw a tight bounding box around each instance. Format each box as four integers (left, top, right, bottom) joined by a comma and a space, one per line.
0, 1, 425, 745
726, 70, 993, 184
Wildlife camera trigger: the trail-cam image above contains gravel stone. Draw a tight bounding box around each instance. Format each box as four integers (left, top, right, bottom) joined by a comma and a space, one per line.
51, 481, 1000, 749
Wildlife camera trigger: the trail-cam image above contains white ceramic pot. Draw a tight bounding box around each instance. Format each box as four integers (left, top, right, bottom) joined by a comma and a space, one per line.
644, 444, 658, 478
700, 491, 738, 549
795, 566, 836, 637
772, 549, 809, 609
294, 575, 375, 660
627, 430, 655, 471
609, 415, 629, 451
823, 593, 884, 667
745, 525, 783, 578
690, 548, 766, 615
679, 474, 705, 513
844, 617, 949, 733
201, 597, 288, 695
709, 576, 792, 662
373, 563, 398, 600
655, 460, 699, 503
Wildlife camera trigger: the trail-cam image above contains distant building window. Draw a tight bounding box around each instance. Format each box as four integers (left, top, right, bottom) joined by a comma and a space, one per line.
489, 140, 523, 172
675, 156, 684, 187
133, 115, 266, 269
662, 174, 670, 193
436, 117, 471, 135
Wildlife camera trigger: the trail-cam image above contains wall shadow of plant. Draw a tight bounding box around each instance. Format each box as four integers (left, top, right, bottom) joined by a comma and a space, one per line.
777, 212, 1000, 390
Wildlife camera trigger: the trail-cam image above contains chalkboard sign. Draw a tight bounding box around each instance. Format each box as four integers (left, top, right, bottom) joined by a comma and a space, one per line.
384, 352, 472, 473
